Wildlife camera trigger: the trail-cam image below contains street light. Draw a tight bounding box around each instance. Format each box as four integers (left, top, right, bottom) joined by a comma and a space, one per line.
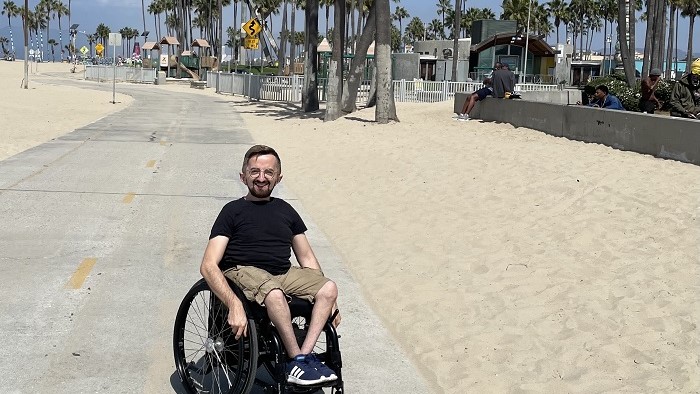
69, 24, 79, 72
522, 0, 533, 82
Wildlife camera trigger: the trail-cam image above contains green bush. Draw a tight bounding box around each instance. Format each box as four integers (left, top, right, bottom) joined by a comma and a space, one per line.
587, 74, 673, 112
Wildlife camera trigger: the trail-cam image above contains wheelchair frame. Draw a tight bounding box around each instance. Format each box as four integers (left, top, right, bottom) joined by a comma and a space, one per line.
173, 278, 344, 394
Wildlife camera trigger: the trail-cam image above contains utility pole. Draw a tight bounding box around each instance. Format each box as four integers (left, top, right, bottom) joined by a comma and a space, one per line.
23, 0, 28, 89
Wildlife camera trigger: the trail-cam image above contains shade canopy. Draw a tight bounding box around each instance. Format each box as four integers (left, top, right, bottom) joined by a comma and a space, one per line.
142, 41, 160, 50
191, 39, 210, 48
160, 36, 180, 46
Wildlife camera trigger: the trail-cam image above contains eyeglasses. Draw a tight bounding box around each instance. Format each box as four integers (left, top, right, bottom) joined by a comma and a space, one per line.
247, 168, 277, 179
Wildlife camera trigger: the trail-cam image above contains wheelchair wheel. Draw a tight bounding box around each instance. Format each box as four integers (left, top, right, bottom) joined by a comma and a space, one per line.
174, 279, 258, 394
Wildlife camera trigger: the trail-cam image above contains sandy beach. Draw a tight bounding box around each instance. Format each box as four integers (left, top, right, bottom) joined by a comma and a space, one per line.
0, 61, 132, 160
3, 67, 699, 393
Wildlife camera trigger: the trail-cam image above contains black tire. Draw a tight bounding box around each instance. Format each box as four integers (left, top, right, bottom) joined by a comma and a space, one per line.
174, 279, 258, 394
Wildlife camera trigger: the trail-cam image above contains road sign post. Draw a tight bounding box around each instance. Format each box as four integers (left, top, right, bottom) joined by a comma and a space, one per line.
108, 33, 122, 104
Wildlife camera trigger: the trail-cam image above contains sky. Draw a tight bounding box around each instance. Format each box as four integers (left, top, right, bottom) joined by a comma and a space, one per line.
1, 0, 698, 58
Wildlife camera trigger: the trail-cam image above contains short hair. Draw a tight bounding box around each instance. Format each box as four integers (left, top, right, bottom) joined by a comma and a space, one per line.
595, 85, 609, 95
494, 62, 502, 69
242, 144, 281, 173
483, 77, 492, 86
503, 63, 510, 70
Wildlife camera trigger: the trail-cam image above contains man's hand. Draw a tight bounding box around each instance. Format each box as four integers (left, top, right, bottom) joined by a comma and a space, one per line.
331, 303, 342, 328
228, 304, 248, 339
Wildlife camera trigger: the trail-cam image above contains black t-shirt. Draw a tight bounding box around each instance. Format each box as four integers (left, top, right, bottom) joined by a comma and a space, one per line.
209, 197, 307, 275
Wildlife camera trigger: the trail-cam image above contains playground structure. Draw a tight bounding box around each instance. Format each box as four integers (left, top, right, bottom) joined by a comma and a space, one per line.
158, 36, 218, 81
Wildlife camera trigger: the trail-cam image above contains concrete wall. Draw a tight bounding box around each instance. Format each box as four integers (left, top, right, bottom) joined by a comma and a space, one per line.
392, 53, 420, 80
453, 94, 700, 166
413, 39, 471, 61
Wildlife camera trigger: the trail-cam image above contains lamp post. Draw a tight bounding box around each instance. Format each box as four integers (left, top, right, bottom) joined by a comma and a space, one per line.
522, 0, 532, 82
606, 35, 612, 75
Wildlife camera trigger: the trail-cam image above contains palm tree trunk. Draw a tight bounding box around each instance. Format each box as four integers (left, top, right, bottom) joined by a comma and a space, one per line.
325, 2, 330, 36
665, 3, 675, 78
350, 0, 356, 53
642, 0, 654, 77
451, 0, 461, 81
325, 0, 345, 121
375, 0, 397, 123
290, 0, 297, 71
628, 0, 636, 65
303, 0, 320, 112
278, 0, 288, 75
686, 15, 695, 74
342, 0, 376, 114
617, 0, 636, 86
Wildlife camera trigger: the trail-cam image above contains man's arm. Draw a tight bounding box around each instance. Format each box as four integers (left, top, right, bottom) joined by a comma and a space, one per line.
200, 235, 248, 339
291, 233, 321, 270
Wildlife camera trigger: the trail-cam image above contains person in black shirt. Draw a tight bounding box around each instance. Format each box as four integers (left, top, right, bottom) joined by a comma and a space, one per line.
200, 145, 340, 386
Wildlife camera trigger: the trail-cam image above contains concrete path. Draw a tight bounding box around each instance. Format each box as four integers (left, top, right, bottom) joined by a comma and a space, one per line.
0, 75, 432, 394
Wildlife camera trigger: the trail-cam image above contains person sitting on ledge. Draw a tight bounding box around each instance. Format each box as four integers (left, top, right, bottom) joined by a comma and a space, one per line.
454, 78, 492, 121
669, 59, 700, 119
587, 85, 625, 110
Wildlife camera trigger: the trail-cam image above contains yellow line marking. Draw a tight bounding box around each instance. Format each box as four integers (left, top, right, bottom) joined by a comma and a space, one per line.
146, 160, 156, 168
66, 258, 97, 289
123, 192, 136, 203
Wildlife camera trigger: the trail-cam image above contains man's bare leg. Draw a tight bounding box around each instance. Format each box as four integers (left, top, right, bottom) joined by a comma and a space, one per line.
466, 94, 479, 116
300, 281, 337, 354
264, 289, 303, 357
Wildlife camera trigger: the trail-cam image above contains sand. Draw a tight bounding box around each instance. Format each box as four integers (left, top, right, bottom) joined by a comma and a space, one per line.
0, 61, 133, 160
3, 68, 699, 393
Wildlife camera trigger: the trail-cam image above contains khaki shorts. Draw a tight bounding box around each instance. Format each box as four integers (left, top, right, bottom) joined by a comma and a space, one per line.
223, 265, 329, 305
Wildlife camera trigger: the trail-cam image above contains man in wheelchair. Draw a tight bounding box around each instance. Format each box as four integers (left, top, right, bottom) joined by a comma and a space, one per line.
199, 144, 342, 386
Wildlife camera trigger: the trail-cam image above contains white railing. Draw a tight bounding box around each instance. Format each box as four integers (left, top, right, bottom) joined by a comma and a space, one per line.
515, 83, 560, 92
206, 72, 560, 104
84, 65, 156, 84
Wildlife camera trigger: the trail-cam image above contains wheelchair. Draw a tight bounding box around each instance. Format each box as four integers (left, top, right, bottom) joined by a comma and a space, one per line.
173, 278, 344, 394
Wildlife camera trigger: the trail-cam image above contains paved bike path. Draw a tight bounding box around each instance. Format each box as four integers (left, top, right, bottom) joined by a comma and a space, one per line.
0, 75, 432, 393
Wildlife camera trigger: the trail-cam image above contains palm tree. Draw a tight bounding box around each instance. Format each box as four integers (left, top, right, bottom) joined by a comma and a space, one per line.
2, 0, 19, 55
546, 0, 567, 44
325, 0, 345, 121
119, 27, 129, 56
302, 0, 319, 112
392, 5, 409, 46
147, 1, 162, 40
54, 1, 68, 61
0, 35, 9, 55
617, 0, 636, 86
680, 0, 699, 73
436, 0, 451, 38
375, 0, 397, 123
87, 33, 97, 56
405, 16, 425, 42
320, 0, 333, 36
427, 18, 442, 39
47, 37, 57, 60
452, 0, 461, 80
39, 0, 54, 52
96, 23, 110, 47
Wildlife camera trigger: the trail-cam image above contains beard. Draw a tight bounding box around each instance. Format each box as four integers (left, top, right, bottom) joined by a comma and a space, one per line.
249, 180, 274, 198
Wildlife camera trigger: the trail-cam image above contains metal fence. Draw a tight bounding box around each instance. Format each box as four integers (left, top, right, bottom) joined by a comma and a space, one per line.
84, 65, 157, 84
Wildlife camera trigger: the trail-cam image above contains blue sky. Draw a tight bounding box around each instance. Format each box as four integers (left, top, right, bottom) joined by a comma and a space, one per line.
1, 0, 698, 56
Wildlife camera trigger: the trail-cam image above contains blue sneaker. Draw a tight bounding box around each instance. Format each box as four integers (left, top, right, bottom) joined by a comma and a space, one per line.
286, 354, 325, 385
306, 353, 337, 382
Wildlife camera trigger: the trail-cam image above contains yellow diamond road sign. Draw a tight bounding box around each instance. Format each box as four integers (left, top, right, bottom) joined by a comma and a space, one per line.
80, 46, 88, 55
95, 43, 104, 56
244, 36, 259, 50
243, 18, 262, 37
